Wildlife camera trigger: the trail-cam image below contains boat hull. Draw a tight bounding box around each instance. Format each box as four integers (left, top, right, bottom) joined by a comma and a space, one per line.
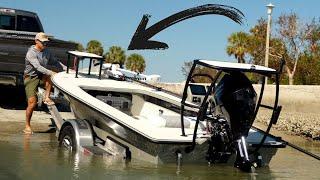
66, 94, 209, 163
64, 93, 279, 166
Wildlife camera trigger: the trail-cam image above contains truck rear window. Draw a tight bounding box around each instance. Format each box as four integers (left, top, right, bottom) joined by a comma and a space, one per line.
16, 15, 41, 32
0, 15, 15, 30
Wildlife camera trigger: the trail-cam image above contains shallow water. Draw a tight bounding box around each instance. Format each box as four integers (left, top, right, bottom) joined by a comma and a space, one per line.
0, 131, 319, 180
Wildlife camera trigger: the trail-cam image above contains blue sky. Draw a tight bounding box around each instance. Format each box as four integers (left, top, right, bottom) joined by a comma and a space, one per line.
1, 0, 319, 82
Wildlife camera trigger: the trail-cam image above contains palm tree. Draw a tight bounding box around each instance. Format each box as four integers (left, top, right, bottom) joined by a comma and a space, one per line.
126, 53, 146, 73
86, 40, 104, 55
69, 41, 85, 51
76, 43, 85, 52
226, 32, 250, 63
104, 46, 126, 68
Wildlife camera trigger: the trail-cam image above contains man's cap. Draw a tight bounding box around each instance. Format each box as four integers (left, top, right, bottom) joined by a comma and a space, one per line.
35, 32, 49, 42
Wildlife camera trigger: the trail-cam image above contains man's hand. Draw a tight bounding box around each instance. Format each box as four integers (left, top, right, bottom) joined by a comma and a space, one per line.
51, 72, 57, 76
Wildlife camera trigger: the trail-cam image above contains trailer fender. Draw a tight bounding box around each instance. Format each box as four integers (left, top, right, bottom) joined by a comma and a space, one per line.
58, 119, 94, 149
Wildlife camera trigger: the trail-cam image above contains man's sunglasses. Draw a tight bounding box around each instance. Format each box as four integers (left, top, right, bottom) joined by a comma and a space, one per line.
38, 40, 49, 46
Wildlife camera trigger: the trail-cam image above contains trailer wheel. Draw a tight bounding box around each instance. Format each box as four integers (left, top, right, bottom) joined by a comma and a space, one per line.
59, 125, 77, 151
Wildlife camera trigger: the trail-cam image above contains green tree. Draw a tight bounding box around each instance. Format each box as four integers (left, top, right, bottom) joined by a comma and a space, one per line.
247, 18, 284, 67
295, 19, 320, 85
226, 32, 250, 63
104, 46, 126, 68
86, 40, 104, 55
295, 53, 320, 85
69, 41, 85, 51
247, 19, 267, 65
126, 53, 146, 73
76, 43, 85, 52
246, 18, 285, 83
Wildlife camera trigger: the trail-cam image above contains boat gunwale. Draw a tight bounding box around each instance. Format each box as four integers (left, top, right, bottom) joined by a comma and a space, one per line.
52, 72, 203, 144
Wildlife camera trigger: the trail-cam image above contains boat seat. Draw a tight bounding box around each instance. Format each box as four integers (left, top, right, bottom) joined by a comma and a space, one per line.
134, 115, 166, 127
135, 114, 205, 130
162, 115, 206, 130
161, 115, 191, 128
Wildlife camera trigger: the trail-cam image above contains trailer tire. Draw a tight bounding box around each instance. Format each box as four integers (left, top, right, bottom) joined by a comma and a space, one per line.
59, 125, 77, 151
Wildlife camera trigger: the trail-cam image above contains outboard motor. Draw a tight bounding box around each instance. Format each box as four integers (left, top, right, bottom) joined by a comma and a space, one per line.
206, 71, 257, 171
214, 71, 257, 139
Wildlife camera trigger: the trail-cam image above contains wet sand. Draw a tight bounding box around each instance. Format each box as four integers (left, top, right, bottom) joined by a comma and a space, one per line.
0, 105, 74, 133
0, 84, 73, 133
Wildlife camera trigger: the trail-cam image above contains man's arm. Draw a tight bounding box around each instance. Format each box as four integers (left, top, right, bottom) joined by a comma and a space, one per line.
27, 51, 54, 76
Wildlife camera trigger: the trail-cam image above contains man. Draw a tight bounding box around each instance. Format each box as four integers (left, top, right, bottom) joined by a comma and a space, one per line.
23, 32, 64, 134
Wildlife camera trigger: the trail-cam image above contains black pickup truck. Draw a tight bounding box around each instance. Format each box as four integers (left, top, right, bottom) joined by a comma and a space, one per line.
0, 7, 76, 86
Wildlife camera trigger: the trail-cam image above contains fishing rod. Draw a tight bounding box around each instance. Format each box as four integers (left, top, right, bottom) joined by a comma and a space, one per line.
252, 126, 320, 161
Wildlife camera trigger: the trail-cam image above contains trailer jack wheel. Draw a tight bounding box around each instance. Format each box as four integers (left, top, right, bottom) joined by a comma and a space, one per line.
59, 125, 77, 151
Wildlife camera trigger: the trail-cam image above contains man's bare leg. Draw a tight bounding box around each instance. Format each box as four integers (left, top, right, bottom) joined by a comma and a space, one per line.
43, 75, 54, 104
25, 96, 37, 133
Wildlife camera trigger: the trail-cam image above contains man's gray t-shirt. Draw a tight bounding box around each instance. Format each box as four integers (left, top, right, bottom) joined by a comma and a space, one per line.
24, 45, 63, 76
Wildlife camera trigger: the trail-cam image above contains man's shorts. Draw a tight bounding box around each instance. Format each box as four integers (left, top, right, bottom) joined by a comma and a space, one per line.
24, 75, 45, 100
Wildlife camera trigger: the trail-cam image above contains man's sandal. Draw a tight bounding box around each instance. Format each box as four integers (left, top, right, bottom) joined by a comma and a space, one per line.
43, 100, 55, 106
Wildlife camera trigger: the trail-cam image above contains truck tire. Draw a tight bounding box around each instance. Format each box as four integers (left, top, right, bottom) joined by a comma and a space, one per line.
59, 125, 77, 151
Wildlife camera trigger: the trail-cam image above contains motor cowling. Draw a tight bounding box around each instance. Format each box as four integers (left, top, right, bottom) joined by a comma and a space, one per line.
214, 71, 257, 140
